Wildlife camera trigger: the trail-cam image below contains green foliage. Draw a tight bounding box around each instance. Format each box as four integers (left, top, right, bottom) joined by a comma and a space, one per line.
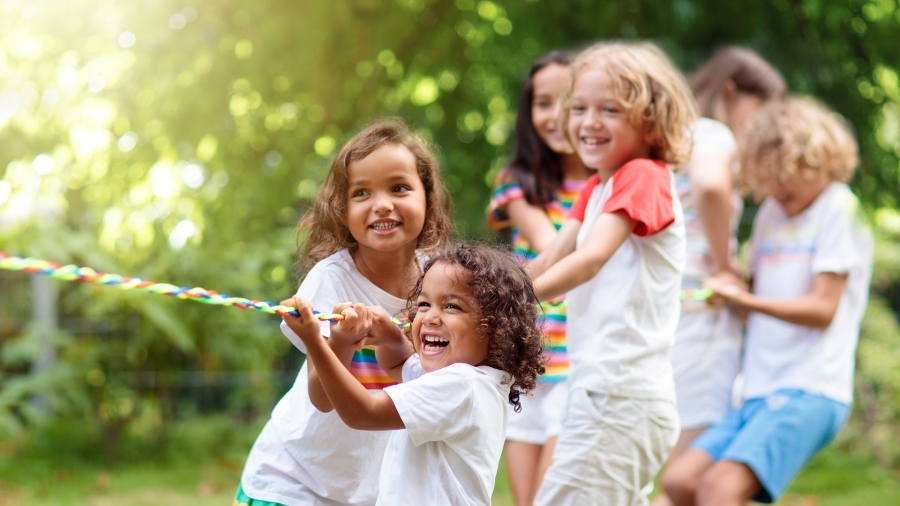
0, 0, 899, 462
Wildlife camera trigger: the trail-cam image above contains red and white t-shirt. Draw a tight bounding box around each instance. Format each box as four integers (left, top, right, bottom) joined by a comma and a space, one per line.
566, 159, 685, 399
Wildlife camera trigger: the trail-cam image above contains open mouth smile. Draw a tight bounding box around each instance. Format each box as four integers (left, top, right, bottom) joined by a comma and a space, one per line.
370, 221, 401, 231
422, 333, 449, 353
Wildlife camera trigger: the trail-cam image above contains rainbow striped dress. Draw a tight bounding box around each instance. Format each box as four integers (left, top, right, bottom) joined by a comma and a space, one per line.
487, 170, 587, 383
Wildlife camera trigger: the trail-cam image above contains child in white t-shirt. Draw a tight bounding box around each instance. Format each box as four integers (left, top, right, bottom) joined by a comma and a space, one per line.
662, 97, 873, 506
237, 119, 452, 506
526, 41, 697, 505
278, 245, 546, 506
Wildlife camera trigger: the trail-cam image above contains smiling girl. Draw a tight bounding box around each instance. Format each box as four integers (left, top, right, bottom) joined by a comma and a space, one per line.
279, 244, 546, 506
526, 41, 697, 505
236, 119, 452, 506
486, 51, 593, 506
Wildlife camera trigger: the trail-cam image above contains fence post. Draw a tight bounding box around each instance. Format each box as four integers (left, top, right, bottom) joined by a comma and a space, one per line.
30, 274, 57, 411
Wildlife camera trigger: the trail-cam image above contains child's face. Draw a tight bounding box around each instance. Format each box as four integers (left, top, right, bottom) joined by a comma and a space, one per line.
532, 63, 574, 155
567, 67, 650, 171
764, 170, 830, 217
411, 262, 489, 373
346, 144, 426, 256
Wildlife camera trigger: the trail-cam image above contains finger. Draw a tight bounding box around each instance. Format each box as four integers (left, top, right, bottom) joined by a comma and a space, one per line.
340, 306, 359, 327
293, 296, 316, 321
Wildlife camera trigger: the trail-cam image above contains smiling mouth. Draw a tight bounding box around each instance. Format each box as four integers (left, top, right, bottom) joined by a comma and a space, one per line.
422, 334, 449, 352
581, 137, 609, 147
370, 221, 401, 230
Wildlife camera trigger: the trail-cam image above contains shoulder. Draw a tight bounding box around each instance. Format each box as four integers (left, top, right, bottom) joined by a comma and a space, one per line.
298, 250, 355, 294
692, 118, 737, 146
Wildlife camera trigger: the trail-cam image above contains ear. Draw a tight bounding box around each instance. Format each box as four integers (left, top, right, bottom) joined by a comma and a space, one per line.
722, 80, 738, 100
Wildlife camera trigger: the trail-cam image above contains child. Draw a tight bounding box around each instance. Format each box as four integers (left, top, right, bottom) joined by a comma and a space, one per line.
525, 41, 697, 505
662, 97, 873, 506
278, 244, 546, 506
236, 118, 452, 506
653, 48, 786, 506
486, 50, 592, 506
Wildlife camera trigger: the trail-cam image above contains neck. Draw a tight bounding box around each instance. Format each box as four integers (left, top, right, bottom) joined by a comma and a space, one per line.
350, 243, 420, 299
559, 153, 592, 181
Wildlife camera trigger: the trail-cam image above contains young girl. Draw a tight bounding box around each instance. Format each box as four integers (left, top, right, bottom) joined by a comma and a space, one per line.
653, 47, 786, 506
663, 97, 872, 506
278, 244, 546, 506
236, 119, 452, 506
486, 50, 592, 506
526, 41, 697, 505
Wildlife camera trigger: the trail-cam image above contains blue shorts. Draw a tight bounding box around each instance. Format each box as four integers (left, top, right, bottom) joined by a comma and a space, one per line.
691, 389, 849, 503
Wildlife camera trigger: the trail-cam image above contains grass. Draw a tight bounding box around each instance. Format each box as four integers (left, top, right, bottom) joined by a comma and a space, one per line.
0, 416, 898, 505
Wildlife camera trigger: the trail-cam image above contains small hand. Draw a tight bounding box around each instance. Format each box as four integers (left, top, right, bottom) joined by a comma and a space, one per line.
703, 272, 747, 306
362, 306, 406, 349
330, 302, 373, 350
280, 296, 323, 344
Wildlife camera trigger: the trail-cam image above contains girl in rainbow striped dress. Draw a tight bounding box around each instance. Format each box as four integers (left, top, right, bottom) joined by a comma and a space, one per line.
236, 119, 452, 506
486, 51, 592, 506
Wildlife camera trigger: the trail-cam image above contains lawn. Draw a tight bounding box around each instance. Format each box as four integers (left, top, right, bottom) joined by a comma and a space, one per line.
1, 416, 898, 505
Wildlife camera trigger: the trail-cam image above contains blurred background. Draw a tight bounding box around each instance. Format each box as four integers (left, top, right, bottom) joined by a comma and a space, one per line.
0, 0, 899, 504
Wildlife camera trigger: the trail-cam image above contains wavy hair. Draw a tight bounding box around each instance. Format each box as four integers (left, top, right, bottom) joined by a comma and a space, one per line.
296, 118, 453, 273
561, 41, 698, 165
404, 244, 545, 412
739, 96, 858, 200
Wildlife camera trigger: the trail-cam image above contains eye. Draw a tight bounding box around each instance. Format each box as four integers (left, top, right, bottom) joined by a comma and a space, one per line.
444, 302, 461, 311
603, 107, 620, 114
351, 189, 368, 198
534, 100, 553, 108
392, 184, 411, 193
416, 301, 430, 309
571, 105, 586, 113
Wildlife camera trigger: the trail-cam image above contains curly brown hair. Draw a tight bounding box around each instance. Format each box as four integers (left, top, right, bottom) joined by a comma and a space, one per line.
561, 41, 698, 166
738, 96, 858, 201
296, 118, 453, 273
404, 244, 546, 412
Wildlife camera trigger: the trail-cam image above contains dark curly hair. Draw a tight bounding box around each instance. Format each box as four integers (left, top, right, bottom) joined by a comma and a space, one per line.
404, 244, 545, 412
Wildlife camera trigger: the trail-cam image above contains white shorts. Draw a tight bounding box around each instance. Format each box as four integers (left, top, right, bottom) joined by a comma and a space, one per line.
506, 381, 568, 445
534, 388, 679, 506
671, 307, 743, 429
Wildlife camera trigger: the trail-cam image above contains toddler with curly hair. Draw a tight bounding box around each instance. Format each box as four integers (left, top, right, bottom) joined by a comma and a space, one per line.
279, 244, 546, 506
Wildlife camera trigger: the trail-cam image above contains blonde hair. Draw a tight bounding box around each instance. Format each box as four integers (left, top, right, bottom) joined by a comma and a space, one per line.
561, 41, 698, 165
739, 96, 858, 200
297, 118, 453, 273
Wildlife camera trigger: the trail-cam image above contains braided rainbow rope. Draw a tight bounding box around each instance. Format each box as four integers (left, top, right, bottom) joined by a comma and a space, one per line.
0, 252, 412, 327
0, 252, 712, 323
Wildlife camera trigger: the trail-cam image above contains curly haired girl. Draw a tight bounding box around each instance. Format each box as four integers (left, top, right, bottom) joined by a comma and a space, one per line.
279, 244, 545, 506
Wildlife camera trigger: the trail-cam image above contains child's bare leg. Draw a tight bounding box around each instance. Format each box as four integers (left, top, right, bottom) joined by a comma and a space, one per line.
661, 448, 714, 506
651, 427, 707, 506
696, 460, 761, 506
533, 434, 557, 497
505, 441, 542, 506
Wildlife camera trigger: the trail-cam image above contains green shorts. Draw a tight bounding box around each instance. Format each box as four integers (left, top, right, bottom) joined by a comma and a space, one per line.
234, 483, 286, 506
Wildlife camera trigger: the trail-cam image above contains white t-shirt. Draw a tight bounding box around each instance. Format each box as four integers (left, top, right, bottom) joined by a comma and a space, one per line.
377, 356, 511, 506
565, 159, 685, 400
743, 183, 873, 405
674, 118, 742, 288
241, 249, 423, 506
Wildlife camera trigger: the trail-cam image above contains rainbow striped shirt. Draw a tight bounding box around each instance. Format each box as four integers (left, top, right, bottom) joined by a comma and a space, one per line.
350, 345, 397, 390
486, 170, 587, 383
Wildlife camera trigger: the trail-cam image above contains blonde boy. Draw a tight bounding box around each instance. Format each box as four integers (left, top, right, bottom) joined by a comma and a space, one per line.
662, 97, 874, 506
528, 41, 696, 505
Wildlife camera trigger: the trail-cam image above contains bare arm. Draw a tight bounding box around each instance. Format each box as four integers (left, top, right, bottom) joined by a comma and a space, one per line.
308, 302, 372, 413
368, 307, 415, 383
527, 219, 582, 280
505, 199, 558, 254
689, 146, 735, 273
283, 297, 405, 431
705, 271, 847, 329
532, 212, 634, 301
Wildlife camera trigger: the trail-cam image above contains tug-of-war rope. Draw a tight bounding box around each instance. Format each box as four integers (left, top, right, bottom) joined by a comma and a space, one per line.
0, 252, 711, 326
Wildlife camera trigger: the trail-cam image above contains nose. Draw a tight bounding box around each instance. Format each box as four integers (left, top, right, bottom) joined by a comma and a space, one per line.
583, 108, 602, 129
421, 307, 441, 326
372, 191, 394, 215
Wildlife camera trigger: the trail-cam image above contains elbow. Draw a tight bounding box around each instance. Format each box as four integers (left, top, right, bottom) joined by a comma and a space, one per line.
809, 305, 839, 330
308, 392, 335, 413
